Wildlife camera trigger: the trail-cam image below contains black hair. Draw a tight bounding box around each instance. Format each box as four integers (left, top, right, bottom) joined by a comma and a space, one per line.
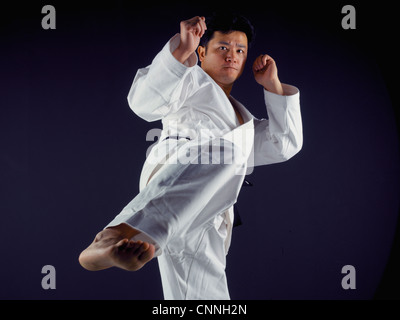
200, 12, 255, 49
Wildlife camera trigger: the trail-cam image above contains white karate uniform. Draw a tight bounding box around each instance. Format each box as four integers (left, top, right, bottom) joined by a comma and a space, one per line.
106, 34, 303, 300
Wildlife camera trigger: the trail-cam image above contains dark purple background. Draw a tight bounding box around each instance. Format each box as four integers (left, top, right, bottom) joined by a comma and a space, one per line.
0, 1, 399, 300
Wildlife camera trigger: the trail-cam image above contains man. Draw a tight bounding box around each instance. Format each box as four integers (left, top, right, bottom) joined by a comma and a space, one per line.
79, 13, 302, 299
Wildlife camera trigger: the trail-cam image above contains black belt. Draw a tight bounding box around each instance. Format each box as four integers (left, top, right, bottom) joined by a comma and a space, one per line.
233, 179, 253, 228
163, 136, 191, 141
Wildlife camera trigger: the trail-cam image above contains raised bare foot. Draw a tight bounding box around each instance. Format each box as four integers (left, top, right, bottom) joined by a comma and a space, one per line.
79, 225, 155, 271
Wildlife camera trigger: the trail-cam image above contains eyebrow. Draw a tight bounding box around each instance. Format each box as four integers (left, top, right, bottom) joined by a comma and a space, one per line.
217, 41, 247, 49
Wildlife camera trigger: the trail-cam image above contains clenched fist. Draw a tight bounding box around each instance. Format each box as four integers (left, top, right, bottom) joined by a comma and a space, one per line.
253, 54, 283, 95
173, 16, 207, 64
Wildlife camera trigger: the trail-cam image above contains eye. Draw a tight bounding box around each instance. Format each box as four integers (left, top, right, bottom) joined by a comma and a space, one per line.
219, 46, 228, 51
237, 49, 244, 54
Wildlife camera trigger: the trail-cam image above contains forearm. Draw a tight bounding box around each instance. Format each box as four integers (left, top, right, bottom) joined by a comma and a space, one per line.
262, 78, 284, 96
172, 45, 194, 64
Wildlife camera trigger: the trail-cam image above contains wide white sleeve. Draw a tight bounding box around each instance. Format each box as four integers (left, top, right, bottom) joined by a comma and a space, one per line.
252, 84, 303, 166
127, 34, 198, 122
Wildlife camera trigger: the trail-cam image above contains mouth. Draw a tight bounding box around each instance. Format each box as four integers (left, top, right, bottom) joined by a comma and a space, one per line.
222, 65, 238, 71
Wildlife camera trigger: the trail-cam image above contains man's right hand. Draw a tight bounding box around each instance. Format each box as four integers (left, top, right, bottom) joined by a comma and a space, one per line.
173, 16, 207, 64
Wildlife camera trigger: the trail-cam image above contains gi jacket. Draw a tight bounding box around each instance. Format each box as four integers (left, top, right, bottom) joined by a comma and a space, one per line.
107, 34, 303, 299
129, 35, 302, 189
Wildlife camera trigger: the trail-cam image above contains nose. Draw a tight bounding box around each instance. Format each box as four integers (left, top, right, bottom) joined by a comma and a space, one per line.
225, 51, 237, 63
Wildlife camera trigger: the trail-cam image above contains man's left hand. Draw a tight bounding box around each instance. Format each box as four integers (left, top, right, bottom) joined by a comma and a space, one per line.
253, 54, 284, 95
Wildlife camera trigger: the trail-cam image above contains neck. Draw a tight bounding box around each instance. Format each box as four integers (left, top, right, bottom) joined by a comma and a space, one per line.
216, 81, 233, 97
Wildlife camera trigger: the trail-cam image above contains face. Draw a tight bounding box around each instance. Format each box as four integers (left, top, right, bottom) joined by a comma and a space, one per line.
198, 31, 248, 91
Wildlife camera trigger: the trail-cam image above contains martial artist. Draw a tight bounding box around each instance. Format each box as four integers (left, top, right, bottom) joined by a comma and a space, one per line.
79, 13, 303, 299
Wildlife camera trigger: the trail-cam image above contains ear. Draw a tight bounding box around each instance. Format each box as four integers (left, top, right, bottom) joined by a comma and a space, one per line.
197, 46, 206, 62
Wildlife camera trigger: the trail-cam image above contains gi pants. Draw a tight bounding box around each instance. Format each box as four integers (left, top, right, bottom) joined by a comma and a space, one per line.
106, 137, 247, 299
